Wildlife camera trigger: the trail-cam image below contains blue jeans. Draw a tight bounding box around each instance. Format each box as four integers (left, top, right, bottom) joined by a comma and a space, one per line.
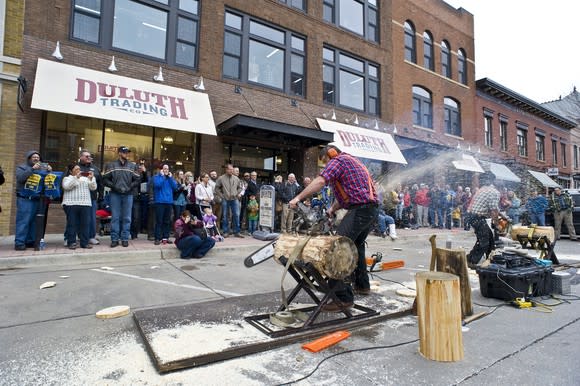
177, 235, 215, 258
15, 197, 40, 247
377, 212, 394, 233
109, 192, 133, 242
66, 205, 91, 247
248, 219, 258, 234
221, 199, 240, 234
89, 199, 97, 238
155, 203, 173, 240
529, 212, 545, 226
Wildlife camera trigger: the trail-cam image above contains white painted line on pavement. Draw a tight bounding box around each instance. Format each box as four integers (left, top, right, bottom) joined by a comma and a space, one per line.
91, 269, 242, 297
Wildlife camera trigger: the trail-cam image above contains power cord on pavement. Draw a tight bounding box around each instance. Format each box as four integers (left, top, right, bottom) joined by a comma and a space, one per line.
160, 254, 227, 299
275, 338, 419, 386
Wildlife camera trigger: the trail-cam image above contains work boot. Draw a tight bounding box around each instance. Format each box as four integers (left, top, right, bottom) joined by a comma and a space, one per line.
322, 301, 354, 313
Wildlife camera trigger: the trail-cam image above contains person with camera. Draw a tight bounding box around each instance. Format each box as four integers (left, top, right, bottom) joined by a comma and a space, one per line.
289, 145, 379, 312
102, 146, 140, 248
152, 164, 178, 245
173, 209, 215, 259
77, 149, 102, 245
14, 151, 52, 250
62, 163, 97, 249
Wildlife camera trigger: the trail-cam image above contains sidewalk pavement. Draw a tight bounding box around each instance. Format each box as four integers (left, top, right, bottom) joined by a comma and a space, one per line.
0, 226, 460, 268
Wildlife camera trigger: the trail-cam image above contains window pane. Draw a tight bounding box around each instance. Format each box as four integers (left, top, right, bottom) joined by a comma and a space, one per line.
339, 0, 363, 35
152, 0, 168, 4
291, 36, 304, 51
323, 47, 334, 62
291, 0, 305, 10
179, 0, 198, 14
75, 0, 101, 14
73, 13, 100, 43
339, 70, 364, 110
113, 0, 167, 59
323, 64, 335, 103
339, 53, 364, 72
291, 54, 304, 96
176, 42, 195, 67
323, 4, 334, 23
177, 17, 196, 43
223, 55, 240, 79
224, 31, 241, 55
225, 12, 242, 30
250, 21, 285, 44
248, 40, 284, 89
368, 79, 377, 97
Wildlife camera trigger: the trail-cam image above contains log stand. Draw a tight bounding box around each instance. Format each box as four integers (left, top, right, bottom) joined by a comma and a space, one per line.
244, 255, 378, 338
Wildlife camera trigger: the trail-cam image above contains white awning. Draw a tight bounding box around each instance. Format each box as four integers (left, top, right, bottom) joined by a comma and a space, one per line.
316, 118, 407, 164
31, 58, 216, 136
452, 154, 485, 173
480, 161, 521, 183
528, 170, 561, 188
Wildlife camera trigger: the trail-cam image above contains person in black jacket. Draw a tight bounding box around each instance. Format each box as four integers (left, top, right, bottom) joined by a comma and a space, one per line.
102, 146, 140, 248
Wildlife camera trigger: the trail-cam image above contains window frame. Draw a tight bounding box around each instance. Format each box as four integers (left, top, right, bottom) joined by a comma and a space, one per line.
70, 0, 200, 69
423, 31, 434, 71
552, 138, 558, 165
562, 142, 567, 167
535, 133, 545, 161
278, 0, 307, 12
412, 86, 432, 129
499, 117, 508, 151
323, 45, 380, 115
457, 48, 467, 85
441, 40, 451, 78
483, 110, 493, 147
223, 10, 307, 97
444, 97, 461, 136
517, 127, 528, 157
323, 0, 379, 43
574, 145, 579, 169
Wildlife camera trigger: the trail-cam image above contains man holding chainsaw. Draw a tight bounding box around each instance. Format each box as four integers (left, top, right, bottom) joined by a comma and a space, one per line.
289, 145, 379, 312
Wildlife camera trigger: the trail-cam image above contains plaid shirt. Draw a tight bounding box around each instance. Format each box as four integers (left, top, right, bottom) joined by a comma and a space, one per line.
468, 185, 500, 216
320, 152, 377, 208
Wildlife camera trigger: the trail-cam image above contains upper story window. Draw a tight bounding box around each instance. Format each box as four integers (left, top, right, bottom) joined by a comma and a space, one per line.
412, 86, 432, 128
499, 117, 508, 151
404, 21, 416, 63
535, 134, 545, 161
444, 97, 461, 136
71, 0, 200, 68
323, 0, 378, 43
441, 40, 451, 78
517, 126, 528, 157
561, 143, 567, 167
457, 48, 467, 85
484, 113, 493, 147
323, 46, 379, 114
223, 11, 306, 97
278, 0, 306, 12
552, 138, 558, 164
423, 31, 434, 71
574, 145, 578, 169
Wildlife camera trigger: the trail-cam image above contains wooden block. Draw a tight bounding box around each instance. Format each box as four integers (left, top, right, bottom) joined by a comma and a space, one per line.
96, 305, 131, 319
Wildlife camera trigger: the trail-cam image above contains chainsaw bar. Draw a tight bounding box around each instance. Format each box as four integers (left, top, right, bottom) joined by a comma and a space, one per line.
244, 241, 276, 267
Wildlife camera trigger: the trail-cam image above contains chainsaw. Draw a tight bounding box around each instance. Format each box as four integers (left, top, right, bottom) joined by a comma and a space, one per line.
244, 201, 335, 268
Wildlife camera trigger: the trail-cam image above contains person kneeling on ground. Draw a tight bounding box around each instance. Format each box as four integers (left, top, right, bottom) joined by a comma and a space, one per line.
174, 210, 215, 259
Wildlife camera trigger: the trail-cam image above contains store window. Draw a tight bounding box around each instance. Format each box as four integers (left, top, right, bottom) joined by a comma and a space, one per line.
444, 97, 461, 136
323, 46, 379, 114
223, 10, 306, 97
71, 0, 199, 68
323, 0, 378, 43
225, 143, 287, 182
412, 86, 432, 129
43, 112, 197, 175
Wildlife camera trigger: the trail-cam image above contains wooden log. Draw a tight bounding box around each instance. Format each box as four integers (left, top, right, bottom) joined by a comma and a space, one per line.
510, 225, 554, 243
434, 247, 473, 318
274, 234, 357, 280
415, 271, 464, 362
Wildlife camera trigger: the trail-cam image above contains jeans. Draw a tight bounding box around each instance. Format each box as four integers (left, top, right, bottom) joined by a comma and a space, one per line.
89, 199, 97, 239
154, 203, 173, 241
377, 212, 394, 233
109, 192, 133, 242
221, 199, 240, 234
529, 212, 545, 226
416, 205, 428, 226
66, 205, 91, 247
15, 197, 40, 247
248, 219, 258, 234
177, 235, 215, 258
173, 204, 186, 224
332, 204, 379, 303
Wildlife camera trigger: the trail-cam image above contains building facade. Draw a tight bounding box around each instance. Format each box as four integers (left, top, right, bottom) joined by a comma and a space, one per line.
7, 0, 479, 235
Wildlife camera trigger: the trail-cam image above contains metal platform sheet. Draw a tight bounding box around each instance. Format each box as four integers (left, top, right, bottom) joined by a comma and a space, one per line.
133, 291, 411, 373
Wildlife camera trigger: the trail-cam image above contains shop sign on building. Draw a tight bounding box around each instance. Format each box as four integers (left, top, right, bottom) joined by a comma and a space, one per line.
546, 167, 559, 176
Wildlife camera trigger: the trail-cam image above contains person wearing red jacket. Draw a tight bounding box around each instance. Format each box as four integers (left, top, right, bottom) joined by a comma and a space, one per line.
414, 183, 430, 227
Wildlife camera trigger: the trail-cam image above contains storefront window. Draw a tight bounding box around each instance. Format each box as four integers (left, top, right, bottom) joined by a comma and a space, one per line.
153, 128, 196, 173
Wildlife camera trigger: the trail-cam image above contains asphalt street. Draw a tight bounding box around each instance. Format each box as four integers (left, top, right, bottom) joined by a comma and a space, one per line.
0, 231, 579, 385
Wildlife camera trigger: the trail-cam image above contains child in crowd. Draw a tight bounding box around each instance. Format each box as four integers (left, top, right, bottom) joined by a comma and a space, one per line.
247, 194, 259, 234
202, 207, 223, 241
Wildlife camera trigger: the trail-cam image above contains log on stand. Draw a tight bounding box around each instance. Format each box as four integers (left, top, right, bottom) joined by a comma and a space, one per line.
415, 271, 464, 362
274, 234, 357, 280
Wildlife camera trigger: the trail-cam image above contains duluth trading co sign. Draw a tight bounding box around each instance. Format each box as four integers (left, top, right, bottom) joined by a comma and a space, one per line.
31, 58, 217, 136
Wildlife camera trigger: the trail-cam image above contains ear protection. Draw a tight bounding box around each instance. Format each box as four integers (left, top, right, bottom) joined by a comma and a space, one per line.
327, 147, 338, 159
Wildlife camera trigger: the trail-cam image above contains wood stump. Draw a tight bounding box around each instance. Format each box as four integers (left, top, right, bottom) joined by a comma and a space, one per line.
432, 247, 473, 318
415, 271, 464, 362
273, 234, 357, 280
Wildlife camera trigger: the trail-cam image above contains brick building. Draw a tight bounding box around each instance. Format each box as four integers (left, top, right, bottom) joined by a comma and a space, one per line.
7, 0, 480, 235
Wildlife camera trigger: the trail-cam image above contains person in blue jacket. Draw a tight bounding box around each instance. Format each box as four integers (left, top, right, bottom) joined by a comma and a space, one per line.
526, 189, 548, 226
152, 164, 178, 245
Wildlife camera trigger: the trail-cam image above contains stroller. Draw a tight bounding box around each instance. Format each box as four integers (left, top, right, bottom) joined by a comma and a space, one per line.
96, 193, 112, 236
200, 204, 224, 242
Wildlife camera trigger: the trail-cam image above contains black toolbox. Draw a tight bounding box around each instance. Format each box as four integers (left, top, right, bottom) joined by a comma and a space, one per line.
476, 253, 553, 300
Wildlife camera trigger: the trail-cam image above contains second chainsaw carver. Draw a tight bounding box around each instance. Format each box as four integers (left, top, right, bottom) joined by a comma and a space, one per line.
289, 145, 379, 312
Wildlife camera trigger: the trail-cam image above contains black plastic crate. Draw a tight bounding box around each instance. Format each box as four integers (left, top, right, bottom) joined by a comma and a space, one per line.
491, 252, 533, 269
476, 263, 553, 301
